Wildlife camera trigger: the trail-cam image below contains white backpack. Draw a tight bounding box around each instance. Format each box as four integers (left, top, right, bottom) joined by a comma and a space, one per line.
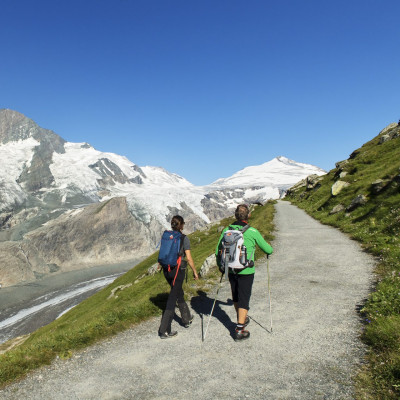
218, 225, 252, 278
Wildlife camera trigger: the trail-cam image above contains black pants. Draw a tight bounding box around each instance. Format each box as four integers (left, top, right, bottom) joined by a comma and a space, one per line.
229, 273, 254, 310
158, 263, 191, 334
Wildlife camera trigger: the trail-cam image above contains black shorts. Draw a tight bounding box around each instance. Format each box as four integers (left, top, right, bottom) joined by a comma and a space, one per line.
228, 273, 254, 310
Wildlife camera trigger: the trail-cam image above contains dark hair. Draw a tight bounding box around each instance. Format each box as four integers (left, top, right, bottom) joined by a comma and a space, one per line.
171, 215, 185, 231
235, 204, 250, 221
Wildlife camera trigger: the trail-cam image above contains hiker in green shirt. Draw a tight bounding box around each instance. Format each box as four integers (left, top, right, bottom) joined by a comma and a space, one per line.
216, 204, 273, 341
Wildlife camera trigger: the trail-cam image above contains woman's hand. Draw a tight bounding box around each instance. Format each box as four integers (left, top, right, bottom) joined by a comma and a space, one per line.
185, 249, 199, 281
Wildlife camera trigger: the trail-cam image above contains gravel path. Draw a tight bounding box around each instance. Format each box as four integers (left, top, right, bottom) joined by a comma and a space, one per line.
0, 201, 376, 399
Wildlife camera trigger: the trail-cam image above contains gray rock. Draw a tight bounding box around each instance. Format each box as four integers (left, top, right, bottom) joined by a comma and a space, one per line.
346, 194, 368, 212
335, 160, 349, 169
286, 178, 306, 195
147, 263, 160, 276
199, 254, 217, 277
306, 174, 324, 190
378, 122, 398, 136
371, 179, 389, 194
330, 204, 345, 215
379, 134, 391, 144
378, 124, 400, 144
349, 150, 360, 159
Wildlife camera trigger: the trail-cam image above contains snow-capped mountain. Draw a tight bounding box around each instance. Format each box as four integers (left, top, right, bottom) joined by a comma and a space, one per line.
209, 156, 325, 189
203, 156, 326, 208
0, 109, 325, 231
0, 109, 326, 286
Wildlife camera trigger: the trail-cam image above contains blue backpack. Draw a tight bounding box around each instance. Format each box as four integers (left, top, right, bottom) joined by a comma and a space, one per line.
158, 230, 185, 268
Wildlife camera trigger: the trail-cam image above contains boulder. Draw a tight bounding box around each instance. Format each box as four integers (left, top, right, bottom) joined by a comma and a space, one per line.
378, 122, 398, 136
286, 178, 306, 195
378, 124, 400, 144
371, 179, 389, 194
199, 254, 217, 277
379, 134, 391, 144
346, 194, 368, 212
330, 204, 345, 215
147, 263, 160, 276
335, 160, 349, 169
306, 175, 324, 190
331, 181, 350, 196
349, 150, 360, 159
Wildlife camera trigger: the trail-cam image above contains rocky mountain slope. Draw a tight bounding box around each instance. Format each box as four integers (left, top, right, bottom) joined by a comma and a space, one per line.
0, 109, 325, 287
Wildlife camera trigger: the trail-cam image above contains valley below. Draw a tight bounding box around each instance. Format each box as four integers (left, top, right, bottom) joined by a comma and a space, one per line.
0, 259, 141, 346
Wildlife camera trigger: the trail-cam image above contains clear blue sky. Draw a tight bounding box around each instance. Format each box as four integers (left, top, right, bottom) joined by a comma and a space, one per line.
1, 0, 399, 185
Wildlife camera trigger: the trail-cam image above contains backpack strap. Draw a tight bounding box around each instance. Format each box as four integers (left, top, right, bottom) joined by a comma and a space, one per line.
172, 234, 186, 286
241, 224, 250, 234
172, 256, 182, 286
179, 234, 186, 257
228, 224, 250, 233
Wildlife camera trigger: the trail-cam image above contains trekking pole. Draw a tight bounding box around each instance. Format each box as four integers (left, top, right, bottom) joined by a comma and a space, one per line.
203, 273, 224, 342
266, 255, 273, 333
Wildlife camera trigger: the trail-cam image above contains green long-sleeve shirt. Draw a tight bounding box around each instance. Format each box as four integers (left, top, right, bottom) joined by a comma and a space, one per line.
215, 221, 273, 275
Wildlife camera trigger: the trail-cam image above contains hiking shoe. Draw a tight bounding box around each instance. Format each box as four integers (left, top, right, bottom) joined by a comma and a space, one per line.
234, 328, 250, 341
184, 315, 194, 328
159, 331, 178, 339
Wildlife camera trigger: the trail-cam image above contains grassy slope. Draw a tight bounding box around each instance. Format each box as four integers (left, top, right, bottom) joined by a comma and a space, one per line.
0, 202, 275, 388
285, 124, 400, 399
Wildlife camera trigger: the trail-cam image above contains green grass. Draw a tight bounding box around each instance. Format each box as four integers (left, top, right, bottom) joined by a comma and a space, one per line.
0, 201, 275, 388
285, 124, 400, 399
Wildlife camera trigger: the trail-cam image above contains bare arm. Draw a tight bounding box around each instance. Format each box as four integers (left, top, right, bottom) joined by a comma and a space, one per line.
185, 249, 199, 280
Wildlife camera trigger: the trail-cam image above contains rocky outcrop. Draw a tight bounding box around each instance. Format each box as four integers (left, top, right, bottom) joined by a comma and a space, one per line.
371, 179, 390, 194
26, 197, 160, 267
166, 202, 210, 233
378, 123, 400, 144
306, 174, 324, 190
286, 173, 326, 196
335, 160, 349, 170
286, 179, 306, 195
0, 198, 163, 287
199, 254, 217, 277
378, 122, 398, 136
346, 194, 368, 212
0, 241, 50, 287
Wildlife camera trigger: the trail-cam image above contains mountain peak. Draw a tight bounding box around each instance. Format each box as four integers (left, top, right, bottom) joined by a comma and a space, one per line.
208, 156, 326, 190
0, 109, 65, 147
0, 109, 35, 143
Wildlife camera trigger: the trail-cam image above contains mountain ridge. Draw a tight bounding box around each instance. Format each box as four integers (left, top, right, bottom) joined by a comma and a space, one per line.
0, 109, 325, 287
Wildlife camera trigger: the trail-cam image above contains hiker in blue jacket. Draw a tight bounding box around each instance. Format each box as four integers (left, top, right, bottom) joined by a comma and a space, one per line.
158, 215, 199, 339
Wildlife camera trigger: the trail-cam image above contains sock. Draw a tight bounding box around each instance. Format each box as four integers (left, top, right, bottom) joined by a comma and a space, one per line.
236, 324, 244, 331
